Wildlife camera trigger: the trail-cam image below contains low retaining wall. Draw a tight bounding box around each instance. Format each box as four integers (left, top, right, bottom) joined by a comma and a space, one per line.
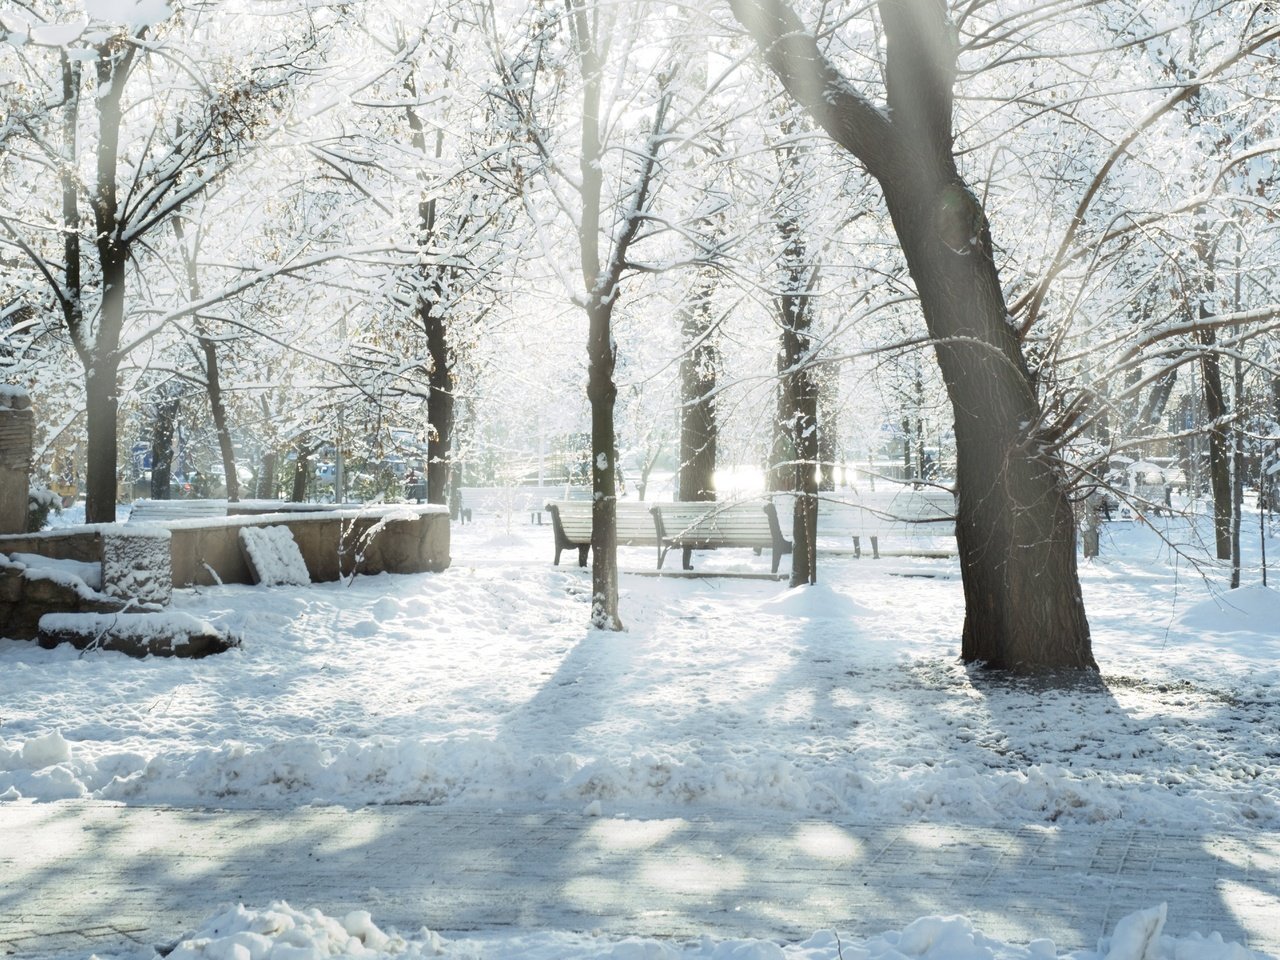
161, 505, 450, 586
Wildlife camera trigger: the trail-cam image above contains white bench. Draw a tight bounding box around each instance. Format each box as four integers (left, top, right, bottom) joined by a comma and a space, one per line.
776, 488, 956, 558
650, 500, 792, 573
127, 499, 228, 523
544, 500, 664, 566
460, 485, 590, 525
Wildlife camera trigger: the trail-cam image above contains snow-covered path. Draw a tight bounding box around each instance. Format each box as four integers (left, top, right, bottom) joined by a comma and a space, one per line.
4, 800, 1279, 958
2, 510, 1278, 959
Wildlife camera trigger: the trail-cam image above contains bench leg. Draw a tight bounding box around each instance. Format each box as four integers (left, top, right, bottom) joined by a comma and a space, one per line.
771, 550, 781, 575
852, 536, 861, 559
657, 543, 667, 569
553, 547, 563, 566
682, 546, 694, 571
578, 544, 589, 568
871, 535, 880, 560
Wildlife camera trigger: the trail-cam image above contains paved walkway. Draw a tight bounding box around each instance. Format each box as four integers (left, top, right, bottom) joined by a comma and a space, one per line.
2, 802, 1278, 958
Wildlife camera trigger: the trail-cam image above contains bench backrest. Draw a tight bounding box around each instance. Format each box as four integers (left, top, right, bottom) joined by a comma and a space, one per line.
775, 488, 954, 537
544, 500, 659, 544
462, 485, 589, 518
653, 501, 776, 547
127, 499, 228, 523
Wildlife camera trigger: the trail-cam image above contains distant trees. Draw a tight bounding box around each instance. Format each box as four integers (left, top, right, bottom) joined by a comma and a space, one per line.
0, 1, 318, 520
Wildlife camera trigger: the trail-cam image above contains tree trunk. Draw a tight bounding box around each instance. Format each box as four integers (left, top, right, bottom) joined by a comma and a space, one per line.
258, 449, 277, 500
425, 301, 454, 506
733, 0, 1094, 672
817, 374, 837, 491
83, 359, 120, 523
787, 321, 819, 587
1198, 329, 1232, 559
291, 446, 310, 502
780, 265, 819, 586
677, 278, 718, 502
587, 300, 622, 630
150, 396, 178, 500
201, 337, 239, 502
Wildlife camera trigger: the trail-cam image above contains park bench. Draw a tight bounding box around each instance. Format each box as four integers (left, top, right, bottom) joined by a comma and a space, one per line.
127, 499, 227, 523
544, 500, 663, 567
774, 487, 955, 558
461, 485, 591, 525
650, 500, 792, 573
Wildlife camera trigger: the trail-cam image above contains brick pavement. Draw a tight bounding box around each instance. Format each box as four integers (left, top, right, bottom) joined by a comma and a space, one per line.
1, 802, 1277, 958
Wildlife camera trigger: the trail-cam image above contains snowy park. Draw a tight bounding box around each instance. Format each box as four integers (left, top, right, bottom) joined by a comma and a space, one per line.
4, 0, 1280, 958
2, 505, 1279, 959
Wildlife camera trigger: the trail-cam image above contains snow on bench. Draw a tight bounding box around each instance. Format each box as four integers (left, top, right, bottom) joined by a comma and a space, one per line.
546, 499, 793, 573
460, 485, 590, 525
775, 487, 956, 558
650, 501, 792, 573
127, 499, 228, 523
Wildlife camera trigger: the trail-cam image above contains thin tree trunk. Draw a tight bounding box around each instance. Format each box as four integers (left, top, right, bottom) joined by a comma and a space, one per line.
425, 298, 454, 505
1198, 330, 1231, 559
785, 312, 819, 587
817, 374, 837, 491
84, 360, 120, 521
291, 446, 310, 503
150, 396, 179, 500
587, 299, 622, 629
202, 336, 239, 501
677, 277, 718, 502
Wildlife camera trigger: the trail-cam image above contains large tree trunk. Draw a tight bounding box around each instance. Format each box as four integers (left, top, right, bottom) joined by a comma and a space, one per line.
735, 0, 1094, 672
883, 176, 1091, 668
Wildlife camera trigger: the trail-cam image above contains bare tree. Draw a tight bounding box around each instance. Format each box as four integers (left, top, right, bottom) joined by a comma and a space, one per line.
733, 0, 1095, 671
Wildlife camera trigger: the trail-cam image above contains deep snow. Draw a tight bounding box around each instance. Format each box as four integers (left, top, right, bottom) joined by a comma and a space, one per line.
2, 504, 1277, 959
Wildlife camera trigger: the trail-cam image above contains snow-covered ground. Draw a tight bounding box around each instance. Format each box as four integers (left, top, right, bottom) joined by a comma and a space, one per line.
3, 505, 1278, 959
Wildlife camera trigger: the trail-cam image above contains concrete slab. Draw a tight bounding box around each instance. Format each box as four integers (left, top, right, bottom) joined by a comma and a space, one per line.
1, 802, 1276, 958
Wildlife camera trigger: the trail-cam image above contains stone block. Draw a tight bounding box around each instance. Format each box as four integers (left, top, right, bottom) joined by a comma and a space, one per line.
37, 612, 236, 658
102, 531, 172, 604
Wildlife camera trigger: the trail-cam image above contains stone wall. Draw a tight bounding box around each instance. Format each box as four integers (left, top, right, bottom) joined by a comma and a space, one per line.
164, 506, 450, 587
0, 394, 33, 535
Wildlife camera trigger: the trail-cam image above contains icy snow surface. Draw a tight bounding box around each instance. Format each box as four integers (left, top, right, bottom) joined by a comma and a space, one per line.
156, 900, 1265, 960
3, 509, 1278, 959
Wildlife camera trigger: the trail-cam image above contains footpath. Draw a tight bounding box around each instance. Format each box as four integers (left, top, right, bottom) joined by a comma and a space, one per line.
1, 801, 1277, 958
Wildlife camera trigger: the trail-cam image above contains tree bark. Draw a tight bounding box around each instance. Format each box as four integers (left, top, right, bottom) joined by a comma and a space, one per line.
587, 299, 622, 628
784, 306, 819, 586
677, 277, 718, 501
290, 446, 311, 503
84, 360, 120, 521
150, 396, 179, 500
1197, 333, 1232, 559
734, 0, 1094, 672
424, 298, 454, 506
202, 336, 239, 501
